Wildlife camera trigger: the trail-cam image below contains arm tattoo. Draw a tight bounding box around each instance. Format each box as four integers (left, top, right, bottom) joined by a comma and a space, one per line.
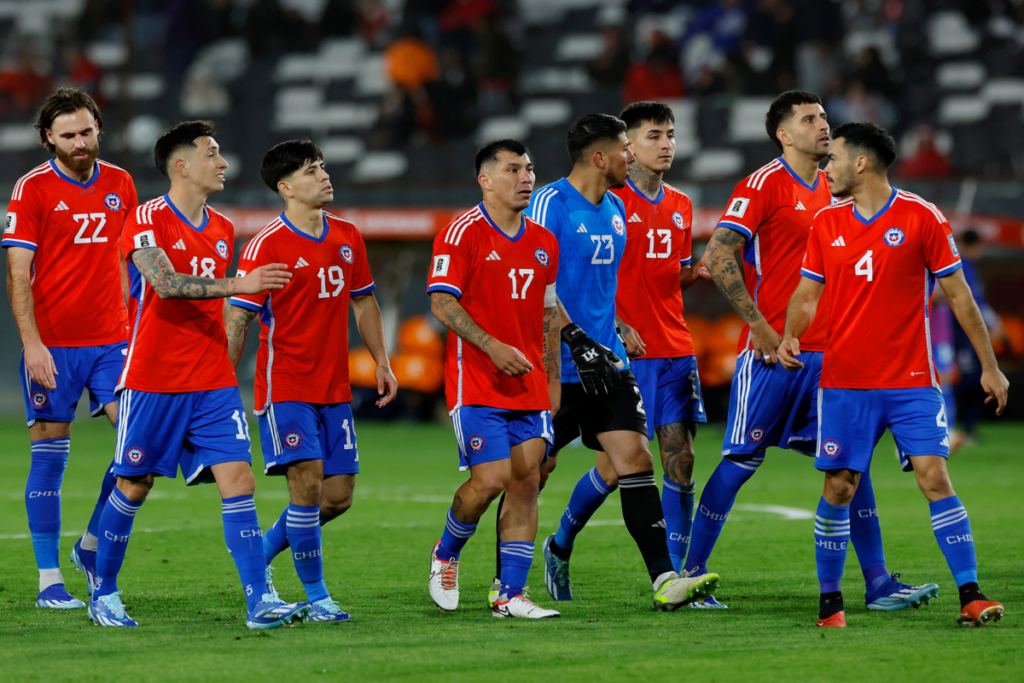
703, 227, 764, 325
542, 305, 561, 379
225, 306, 258, 368
431, 292, 494, 352
132, 247, 237, 300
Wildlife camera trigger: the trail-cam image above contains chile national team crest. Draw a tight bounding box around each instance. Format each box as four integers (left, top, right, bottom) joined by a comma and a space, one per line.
748, 426, 765, 443
821, 440, 841, 458
216, 239, 229, 259
340, 245, 354, 263
126, 447, 145, 465
611, 214, 625, 236
31, 391, 48, 408
535, 248, 550, 266
884, 227, 905, 247
104, 193, 122, 211
468, 435, 485, 453
672, 211, 684, 229
284, 431, 302, 449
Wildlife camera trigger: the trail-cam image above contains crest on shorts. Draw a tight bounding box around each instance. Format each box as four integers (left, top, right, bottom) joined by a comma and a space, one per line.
821, 440, 841, 458
611, 214, 625, 236
468, 435, 485, 453
104, 193, 122, 211
672, 211, 684, 229
284, 431, 302, 449
340, 245, 354, 263
216, 239, 229, 259
534, 248, 549, 266
31, 391, 48, 408
748, 426, 765, 443
126, 447, 145, 465
884, 227, 905, 247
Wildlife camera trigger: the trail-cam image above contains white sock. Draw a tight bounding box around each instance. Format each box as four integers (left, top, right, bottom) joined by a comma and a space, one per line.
81, 531, 99, 552
39, 568, 63, 592
653, 571, 678, 592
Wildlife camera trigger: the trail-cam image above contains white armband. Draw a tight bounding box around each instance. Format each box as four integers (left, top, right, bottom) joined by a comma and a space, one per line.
544, 283, 557, 308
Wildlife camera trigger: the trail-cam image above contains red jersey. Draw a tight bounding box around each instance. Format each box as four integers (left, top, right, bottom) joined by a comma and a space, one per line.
2, 159, 137, 347
801, 188, 962, 390
231, 212, 376, 412
612, 179, 694, 358
427, 204, 559, 412
118, 195, 238, 393
716, 158, 833, 354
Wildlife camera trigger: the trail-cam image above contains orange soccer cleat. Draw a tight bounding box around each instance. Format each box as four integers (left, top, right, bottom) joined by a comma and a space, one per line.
958, 600, 1004, 627
816, 611, 846, 628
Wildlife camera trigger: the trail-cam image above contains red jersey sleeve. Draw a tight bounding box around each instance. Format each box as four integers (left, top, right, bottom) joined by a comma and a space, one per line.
3, 181, 42, 251
716, 177, 772, 241
230, 236, 271, 312
427, 228, 474, 299
800, 222, 826, 283
922, 208, 962, 278
680, 201, 694, 266
120, 206, 164, 261
349, 229, 375, 296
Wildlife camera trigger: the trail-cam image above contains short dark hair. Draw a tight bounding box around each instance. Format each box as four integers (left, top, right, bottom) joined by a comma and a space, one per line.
765, 91, 823, 150
261, 139, 325, 192
154, 120, 217, 176
566, 113, 627, 165
475, 139, 531, 174
35, 87, 103, 153
832, 121, 897, 170
961, 228, 981, 246
619, 101, 675, 132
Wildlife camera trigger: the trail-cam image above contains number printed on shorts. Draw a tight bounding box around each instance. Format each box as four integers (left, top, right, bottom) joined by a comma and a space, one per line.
72, 213, 108, 244
230, 410, 250, 441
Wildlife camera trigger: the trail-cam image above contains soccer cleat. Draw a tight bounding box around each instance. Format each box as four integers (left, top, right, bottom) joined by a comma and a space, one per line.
264, 565, 280, 600
487, 576, 501, 608
245, 594, 310, 630
653, 571, 720, 612
428, 540, 460, 611
88, 591, 137, 626
70, 539, 98, 596
492, 591, 561, 619
689, 595, 728, 609
817, 611, 846, 628
958, 600, 1004, 627
865, 573, 939, 611
542, 534, 572, 601
36, 584, 86, 609
306, 597, 352, 623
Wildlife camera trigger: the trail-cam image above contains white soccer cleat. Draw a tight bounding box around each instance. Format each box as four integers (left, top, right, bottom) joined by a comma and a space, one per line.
428, 540, 460, 611
492, 591, 561, 619
653, 570, 720, 612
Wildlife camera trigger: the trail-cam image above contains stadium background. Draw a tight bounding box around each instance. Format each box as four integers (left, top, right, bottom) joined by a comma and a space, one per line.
1, 0, 1023, 422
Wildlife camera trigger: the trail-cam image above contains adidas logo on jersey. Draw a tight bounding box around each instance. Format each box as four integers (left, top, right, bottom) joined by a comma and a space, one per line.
485, 251, 501, 261
295, 257, 309, 268
172, 239, 187, 250
576, 224, 587, 233
54, 201, 69, 211
628, 213, 642, 223
831, 236, 846, 247
795, 201, 807, 210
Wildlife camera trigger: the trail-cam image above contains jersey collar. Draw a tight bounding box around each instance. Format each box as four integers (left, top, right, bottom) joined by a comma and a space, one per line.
777, 157, 819, 192
163, 194, 209, 233
478, 203, 525, 242
49, 158, 100, 189
280, 212, 329, 243
851, 187, 897, 225
626, 177, 664, 205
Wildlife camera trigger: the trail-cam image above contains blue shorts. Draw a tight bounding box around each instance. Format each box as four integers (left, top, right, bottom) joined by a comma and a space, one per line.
941, 384, 957, 434
113, 387, 252, 485
258, 402, 360, 477
451, 406, 553, 471
631, 355, 707, 440
723, 350, 823, 457
20, 342, 127, 426
816, 387, 950, 473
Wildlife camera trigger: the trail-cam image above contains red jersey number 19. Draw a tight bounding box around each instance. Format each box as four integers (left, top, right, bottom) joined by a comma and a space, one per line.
318, 266, 345, 298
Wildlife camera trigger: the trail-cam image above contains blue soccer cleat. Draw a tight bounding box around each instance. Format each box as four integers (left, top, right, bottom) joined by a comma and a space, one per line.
689, 595, 729, 609
542, 534, 572, 601
246, 594, 310, 630
70, 539, 98, 596
36, 584, 86, 609
88, 591, 137, 626
865, 573, 940, 611
306, 597, 352, 623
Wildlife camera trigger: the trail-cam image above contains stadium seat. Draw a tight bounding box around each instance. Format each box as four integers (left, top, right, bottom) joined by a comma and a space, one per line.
391, 354, 445, 394
521, 99, 573, 128
938, 96, 990, 125
476, 117, 530, 146
555, 34, 605, 62
352, 152, 408, 183
935, 61, 986, 91
520, 67, 594, 95
661, 99, 699, 159
729, 98, 776, 143
100, 74, 165, 100
927, 11, 980, 56
981, 79, 1024, 106
690, 149, 744, 180
320, 137, 365, 164
0, 124, 37, 151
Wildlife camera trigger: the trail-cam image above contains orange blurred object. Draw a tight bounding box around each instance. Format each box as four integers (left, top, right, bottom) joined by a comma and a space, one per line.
391, 354, 445, 393
384, 37, 439, 89
349, 347, 379, 388
1000, 315, 1024, 357
398, 314, 445, 358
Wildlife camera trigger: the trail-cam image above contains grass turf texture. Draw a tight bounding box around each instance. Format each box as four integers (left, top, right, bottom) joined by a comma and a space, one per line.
0, 418, 1021, 682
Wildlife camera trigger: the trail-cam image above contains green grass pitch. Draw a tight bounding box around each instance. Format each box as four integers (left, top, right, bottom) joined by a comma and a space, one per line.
0, 417, 1021, 682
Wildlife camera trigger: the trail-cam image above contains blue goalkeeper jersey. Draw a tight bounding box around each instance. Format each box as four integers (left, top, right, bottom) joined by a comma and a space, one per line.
527, 177, 629, 383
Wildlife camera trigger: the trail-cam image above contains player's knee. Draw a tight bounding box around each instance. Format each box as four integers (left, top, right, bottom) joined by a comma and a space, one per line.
915, 466, 954, 500
508, 468, 541, 498
823, 473, 857, 505
117, 475, 153, 504
320, 496, 351, 521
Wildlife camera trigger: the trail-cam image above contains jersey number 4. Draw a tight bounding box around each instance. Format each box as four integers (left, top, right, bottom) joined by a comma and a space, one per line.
855, 250, 874, 282
72, 213, 108, 244
509, 268, 534, 299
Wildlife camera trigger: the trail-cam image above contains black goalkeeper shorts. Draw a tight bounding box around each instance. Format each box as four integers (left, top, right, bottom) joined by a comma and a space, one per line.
553, 370, 649, 452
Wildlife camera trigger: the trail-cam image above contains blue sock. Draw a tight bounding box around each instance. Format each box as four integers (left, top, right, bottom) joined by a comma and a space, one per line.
25, 437, 70, 576
86, 459, 118, 539
265, 509, 330, 563
286, 504, 329, 602
684, 455, 762, 573
221, 496, 269, 611
662, 477, 696, 573
499, 542, 534, 599
815, 497, 850, 594
849, 470, 888, 592
553, 467, 616, 552
930, 495, 978, 587
94, 487, 142, 599
436, 507, 477, 562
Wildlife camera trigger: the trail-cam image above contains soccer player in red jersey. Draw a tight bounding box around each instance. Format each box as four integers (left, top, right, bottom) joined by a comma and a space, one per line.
779, 122, 1010, 628
227, 139, 398, 622
425, 140, 562, 618
689, 92, 936, 611
89, 121, 308, 629
3, 88, 138, 609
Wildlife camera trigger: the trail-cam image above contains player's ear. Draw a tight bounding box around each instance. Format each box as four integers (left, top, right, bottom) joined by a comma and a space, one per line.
478, 172, 491, 192
277, 179, 291, 199
173, 155, 188, 178
45, 129, 55, 147
592, 148, 605, 170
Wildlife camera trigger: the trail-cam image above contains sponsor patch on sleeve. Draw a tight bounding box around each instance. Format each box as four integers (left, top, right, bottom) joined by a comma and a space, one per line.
133, 229, 156, 250
948, 234, 960, 257
725, 197, 750, 219
432, 254, 450, 277
4, 212, 15, 234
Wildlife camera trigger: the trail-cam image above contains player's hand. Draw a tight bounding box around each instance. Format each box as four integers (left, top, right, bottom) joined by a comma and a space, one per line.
617, 323, 646, 358
24, 340, 58, 390
696, 260, 712, 279
750, 319, 782, 364
562, 323, 623, 395
487, 342, 533, 377
235, 264, 292, 295
375, 365, 398, 407
777, 337, 804, 371
980, 367, 1009, 416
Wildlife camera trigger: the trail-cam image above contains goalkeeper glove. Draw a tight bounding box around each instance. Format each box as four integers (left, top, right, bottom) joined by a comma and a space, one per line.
562, 323, 623, 395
